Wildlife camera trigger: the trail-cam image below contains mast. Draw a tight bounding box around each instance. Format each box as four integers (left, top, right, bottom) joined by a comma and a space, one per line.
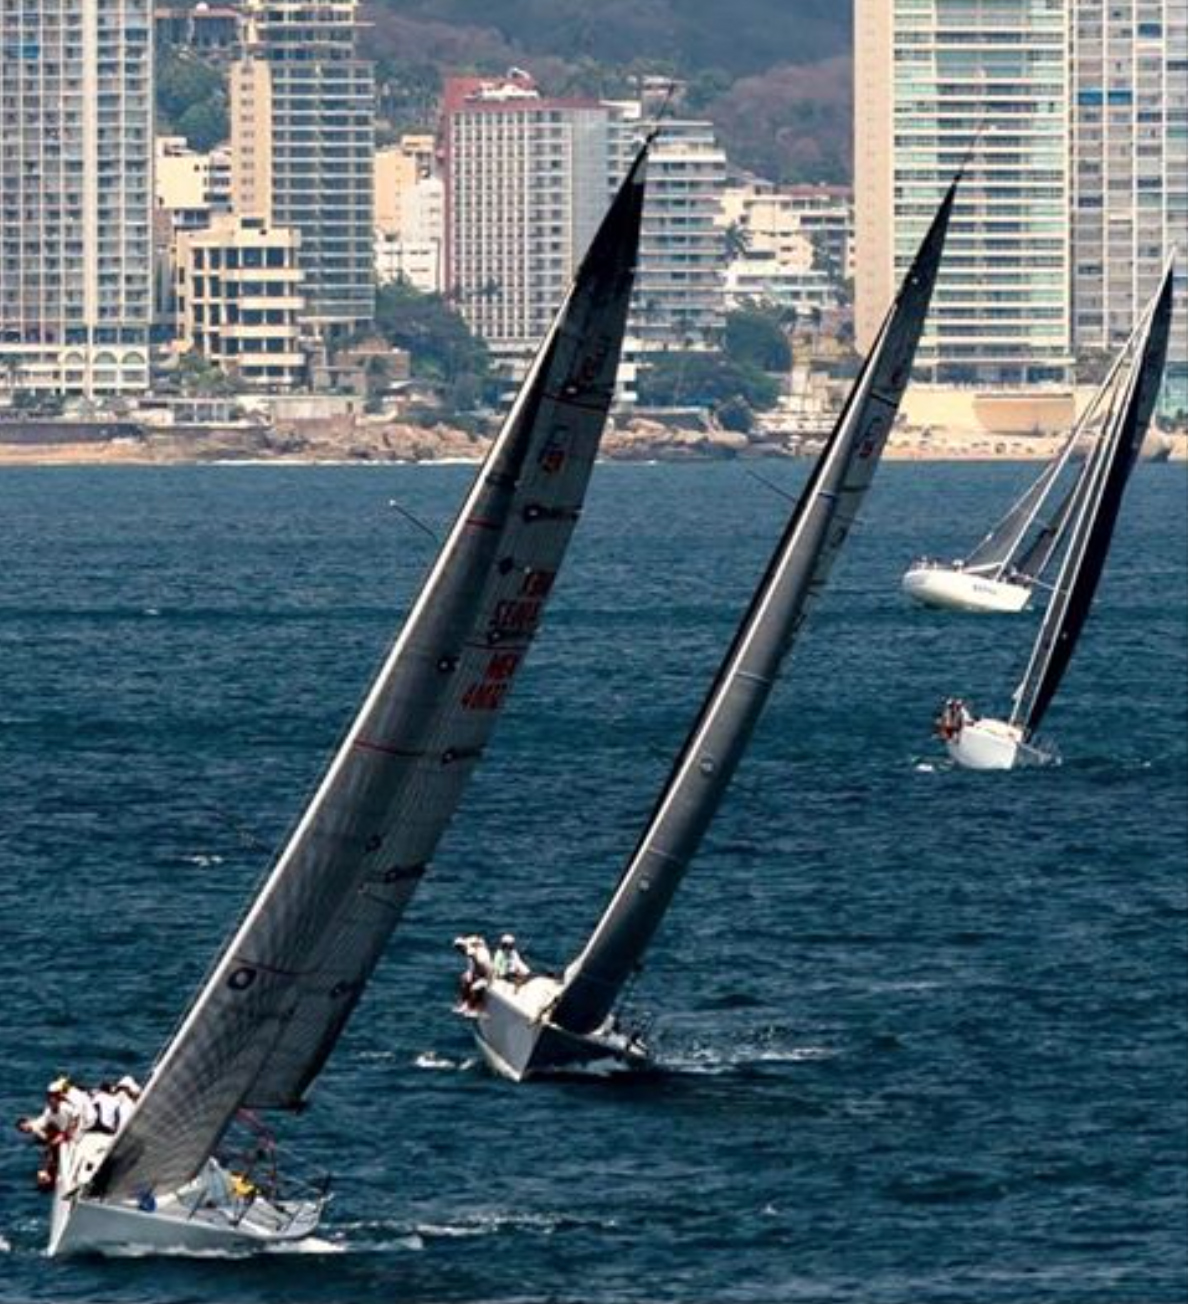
94, 146, 651, 1201
549, 180, 959, 1038
1010, 263, 1174, 737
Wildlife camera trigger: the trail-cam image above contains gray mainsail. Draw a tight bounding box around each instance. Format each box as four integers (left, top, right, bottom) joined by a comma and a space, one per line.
95, 148, 650, 1201
1010, 263, 1174, 738
549, 181, 958, 1038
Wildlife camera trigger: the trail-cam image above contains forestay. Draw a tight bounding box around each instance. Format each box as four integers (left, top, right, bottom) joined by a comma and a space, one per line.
549, 180, 959, 1038
96, 148, 650, 1201
1010, 264, 1173, 737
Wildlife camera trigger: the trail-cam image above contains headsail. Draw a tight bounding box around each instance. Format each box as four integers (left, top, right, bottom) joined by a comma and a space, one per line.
549, 180, 959, 1038
95, 148, 650, 1200
1010, 263, 1174, 737
963, 431, 1080, 578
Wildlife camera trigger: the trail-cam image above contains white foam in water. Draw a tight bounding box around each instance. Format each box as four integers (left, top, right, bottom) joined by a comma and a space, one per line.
0, 1234, 11, 1253
414, 1051, 475, 1071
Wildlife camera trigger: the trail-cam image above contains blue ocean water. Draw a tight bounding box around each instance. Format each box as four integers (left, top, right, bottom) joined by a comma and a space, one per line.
0, 462, 1184, 1303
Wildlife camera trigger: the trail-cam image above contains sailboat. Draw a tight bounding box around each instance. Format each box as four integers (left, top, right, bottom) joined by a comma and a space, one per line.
940, 260, 1174, 772
460, 180, 960, 1081
41, 145, 651, 1257
901, 413, 1094, 614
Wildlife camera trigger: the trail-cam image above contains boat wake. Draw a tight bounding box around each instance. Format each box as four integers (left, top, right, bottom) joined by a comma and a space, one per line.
656, 1032, 838, 1077
413, 1050, 476, 1072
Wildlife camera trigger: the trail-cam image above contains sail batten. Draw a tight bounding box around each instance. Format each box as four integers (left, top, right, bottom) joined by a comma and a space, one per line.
549, 181, 959, 1039
95, 148, 650, 1201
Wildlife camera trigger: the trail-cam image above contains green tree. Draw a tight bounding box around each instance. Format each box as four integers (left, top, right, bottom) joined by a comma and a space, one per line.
156, 50, 228, 146
725, 307, 792, 372
371, 280, 494, 413
637, 351, 779, 410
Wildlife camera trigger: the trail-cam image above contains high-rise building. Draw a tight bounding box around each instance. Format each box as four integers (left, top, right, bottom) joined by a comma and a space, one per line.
442, 72, 612, 365
230, 1, 375, 339
0, 0, 153, 398
855, 0, 1071, 384
1071, 0, 1188, 412
609, 108, 727, 353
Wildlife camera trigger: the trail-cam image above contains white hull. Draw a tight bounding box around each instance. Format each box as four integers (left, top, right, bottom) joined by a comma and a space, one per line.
946, 717, 1051, 771
903, 564, 1032, 613
471, 976, 647, 1082
48, 1135, 324, 1257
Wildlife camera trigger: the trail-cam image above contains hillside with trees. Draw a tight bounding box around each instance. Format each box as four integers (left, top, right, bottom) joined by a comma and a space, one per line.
363, 0, 852, 183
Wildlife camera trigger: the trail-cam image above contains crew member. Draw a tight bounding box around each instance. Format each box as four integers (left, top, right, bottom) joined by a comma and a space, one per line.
492, 934, 530, 984
89, 1082, 124, 1136
15, 1078, 94, 1190
453, 934, 492, 1011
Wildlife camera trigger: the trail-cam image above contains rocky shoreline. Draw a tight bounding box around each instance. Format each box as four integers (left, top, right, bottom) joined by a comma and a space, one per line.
0, 414, 1183, 465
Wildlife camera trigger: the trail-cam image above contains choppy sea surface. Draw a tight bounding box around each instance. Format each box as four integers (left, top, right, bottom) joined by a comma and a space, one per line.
0, 462, 1184, 1304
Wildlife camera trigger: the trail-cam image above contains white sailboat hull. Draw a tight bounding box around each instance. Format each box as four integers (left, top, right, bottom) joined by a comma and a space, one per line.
902, 564, 1032, 613
471, 977, 647, 1082
48, 1135, 324, 1257
946, 717, 1051, 771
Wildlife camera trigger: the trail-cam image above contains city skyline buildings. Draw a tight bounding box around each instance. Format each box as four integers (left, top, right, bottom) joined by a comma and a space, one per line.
0, 0, 154, 397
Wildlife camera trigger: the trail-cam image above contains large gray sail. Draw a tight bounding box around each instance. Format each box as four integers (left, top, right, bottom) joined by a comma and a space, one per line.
95, 148, 650, 1201
1010, 264, 1174, 738
549, 181, 958, 1038
963, 434, 1078, 578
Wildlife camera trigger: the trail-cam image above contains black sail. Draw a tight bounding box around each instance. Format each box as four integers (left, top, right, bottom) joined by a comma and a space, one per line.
1012, 266, 1174, 737
95, 147, 650, 1201
549, 182, 959, 1038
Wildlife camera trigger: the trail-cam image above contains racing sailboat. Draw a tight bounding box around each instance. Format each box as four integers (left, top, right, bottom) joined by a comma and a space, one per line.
42, 144, 651, 1256
940, 260, 1174, 771
461, 179, 960, 1081
902, 415, 1092, 614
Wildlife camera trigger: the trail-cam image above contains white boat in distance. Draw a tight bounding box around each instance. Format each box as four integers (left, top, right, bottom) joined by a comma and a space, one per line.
41, 144, 652, 1256
902, 405, 1100, 614
940, 260, 1175, 772
461, 178, 960, 1081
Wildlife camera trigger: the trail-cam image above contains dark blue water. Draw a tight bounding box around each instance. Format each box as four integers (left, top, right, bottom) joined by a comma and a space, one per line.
0, 463, 1184, 1303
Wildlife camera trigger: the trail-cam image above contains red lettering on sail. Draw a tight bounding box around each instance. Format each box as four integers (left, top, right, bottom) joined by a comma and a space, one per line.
519, 569, 555, 599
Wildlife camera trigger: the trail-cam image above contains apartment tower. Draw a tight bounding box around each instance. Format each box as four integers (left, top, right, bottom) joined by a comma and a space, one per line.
442, 73, 612, 365
231, 1, 375, 339
855, 0, 1071, 383
1071, 0, 1188, 412
0, 0, 153, 397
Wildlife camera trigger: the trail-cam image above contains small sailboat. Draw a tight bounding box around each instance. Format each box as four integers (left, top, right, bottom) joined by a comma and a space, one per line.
40, 145, 651, 1256
459, 180, 960, 1081
902, 416, 1093, 614
940, 261, 1174, 771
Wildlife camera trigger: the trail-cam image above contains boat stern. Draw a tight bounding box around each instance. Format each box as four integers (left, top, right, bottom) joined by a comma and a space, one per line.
945, 716, 1050, 771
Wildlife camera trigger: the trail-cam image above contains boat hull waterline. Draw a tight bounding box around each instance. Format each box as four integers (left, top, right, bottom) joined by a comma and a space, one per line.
946, 717, 1052, 771
48, 1135, 324, 1257
902, 564, 1032, 613
473, 978, 648, 1082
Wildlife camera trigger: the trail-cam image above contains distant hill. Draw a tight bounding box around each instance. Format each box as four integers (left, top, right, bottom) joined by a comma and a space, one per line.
363, 0, 853, 184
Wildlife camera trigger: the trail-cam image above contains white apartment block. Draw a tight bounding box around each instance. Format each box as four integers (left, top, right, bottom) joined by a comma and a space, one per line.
1072, 0, 1188, 411
721, 181, 852, 314
855, 0, 1072, 384
175, 214, 306, 390
444, 74, 612, 364
231, 1, 375, 338
610, 109, 727, 353
374, 139, 444, 294
0, 0, 153, 398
